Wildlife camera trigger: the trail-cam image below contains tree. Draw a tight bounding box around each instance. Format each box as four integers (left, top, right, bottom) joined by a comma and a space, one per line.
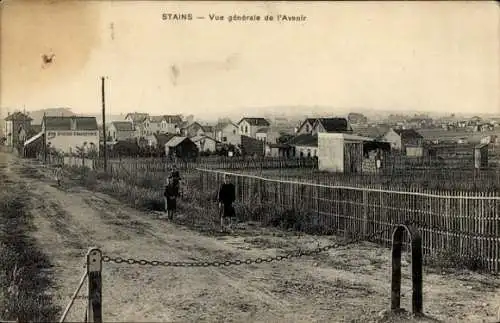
347, 112, 368, 124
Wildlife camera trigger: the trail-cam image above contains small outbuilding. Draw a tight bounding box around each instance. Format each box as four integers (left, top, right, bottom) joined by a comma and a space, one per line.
318, 132, 378, 173
164, 136, 198, 160
474, 143, 488, 169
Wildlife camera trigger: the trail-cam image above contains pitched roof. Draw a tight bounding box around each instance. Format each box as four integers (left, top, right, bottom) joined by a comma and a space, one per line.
43, 116, 98, 131
287, 134, 318, 147
238, 117, 270, 127
5, 112, 33, 121
165, 136, 191, 147
297, 118, 317, 131
163, 115, 183, 124
149, 116, 164, 123
201, 125, 214, 133
111, 121, 134, 131
315, 118, 352, 133
154, 133, 177, 146
125, 113, 149, 123
394, 128, 424, 140
191, 135, 218, 143
352, 125, 389, 139
214, 121, 237, 131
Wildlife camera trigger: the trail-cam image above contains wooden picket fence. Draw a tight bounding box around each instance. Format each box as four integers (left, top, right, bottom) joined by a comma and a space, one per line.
195, 168, 500, 272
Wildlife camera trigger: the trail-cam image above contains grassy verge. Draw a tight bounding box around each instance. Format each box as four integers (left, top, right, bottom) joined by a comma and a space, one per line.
0, 175, 59, 322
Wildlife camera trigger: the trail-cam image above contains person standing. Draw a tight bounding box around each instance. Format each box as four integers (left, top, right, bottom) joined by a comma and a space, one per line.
218, 174, 236, 231
170, 164, 181, 197
164, 177, 178, 220
54, 164, 63, 187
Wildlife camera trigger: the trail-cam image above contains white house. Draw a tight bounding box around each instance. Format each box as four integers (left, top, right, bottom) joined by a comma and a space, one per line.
237, 117, 270, 138
107, 121, 135, 142
41, 116, 99, 155
191, 135, 218, 152
159, 115, 183, 134
214, 121, 240, 146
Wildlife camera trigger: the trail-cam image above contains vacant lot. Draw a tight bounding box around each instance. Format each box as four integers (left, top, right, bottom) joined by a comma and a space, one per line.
3, 152, 500, 322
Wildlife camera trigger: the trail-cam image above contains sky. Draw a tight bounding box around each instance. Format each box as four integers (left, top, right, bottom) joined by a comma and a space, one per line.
1, 1, 499, 120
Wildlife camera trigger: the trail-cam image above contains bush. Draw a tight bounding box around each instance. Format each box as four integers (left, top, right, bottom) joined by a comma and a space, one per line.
0, 187, 59, 322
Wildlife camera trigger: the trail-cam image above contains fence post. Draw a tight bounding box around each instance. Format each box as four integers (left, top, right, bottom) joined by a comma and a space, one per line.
391, 224, 423, 316
362, 190, 368, 235
86, 247, 103, 323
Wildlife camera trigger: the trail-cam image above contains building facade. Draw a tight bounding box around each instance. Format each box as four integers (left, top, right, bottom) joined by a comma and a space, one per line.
107, 121, 135, 142
4, 112, 33, 147
237, 117, 270, 138
214, 122, 240, 146
42, 116, 99, 155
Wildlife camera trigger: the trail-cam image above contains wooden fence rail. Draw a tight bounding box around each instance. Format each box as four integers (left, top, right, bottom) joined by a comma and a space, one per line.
194, 168, 500, 272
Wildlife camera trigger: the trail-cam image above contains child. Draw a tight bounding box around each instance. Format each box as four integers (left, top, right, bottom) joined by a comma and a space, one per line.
164, 177, 178, 220
54, 164, 63, 186
218, 174, 236, 231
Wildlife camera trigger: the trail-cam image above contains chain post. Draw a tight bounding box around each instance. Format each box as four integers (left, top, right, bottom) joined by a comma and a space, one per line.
86, 247, 103, 323
391, 224, 423, 316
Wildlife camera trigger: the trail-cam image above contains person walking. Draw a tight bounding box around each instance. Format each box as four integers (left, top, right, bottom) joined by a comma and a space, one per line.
164, 177, 178, 220
218, 174, 236, 231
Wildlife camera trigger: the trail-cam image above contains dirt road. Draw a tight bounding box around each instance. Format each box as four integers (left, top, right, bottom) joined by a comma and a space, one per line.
2, 152, 500, 322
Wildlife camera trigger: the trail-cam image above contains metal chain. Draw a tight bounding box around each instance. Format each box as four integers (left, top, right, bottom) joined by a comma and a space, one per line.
403, 219, 497, 239
101, 225, 392, 268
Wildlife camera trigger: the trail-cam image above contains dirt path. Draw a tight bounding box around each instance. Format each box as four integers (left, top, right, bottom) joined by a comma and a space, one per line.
3, 153, 500, 322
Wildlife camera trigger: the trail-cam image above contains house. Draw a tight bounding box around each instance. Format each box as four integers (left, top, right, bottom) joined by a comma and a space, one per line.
125, 113, 149, 137
265, 143, 291, 158
183, 122, 215, 138
107, 121, 135, 142
125, 112, 149, 124
191, 135, 218, 152
382, 128, 424, 151
481, 135, 499, 145
214, 121, 240, 146
159, 115, 183, 134
296, 118, 317, 135
255, 127, 282, 145
4, 111, 33, 146
38, 116, 99, 155
237, 117, 271, 138
144, 133, 177, 151
164, 136, 198, 160
311, 117, 353, 135
287, 134, 318, 158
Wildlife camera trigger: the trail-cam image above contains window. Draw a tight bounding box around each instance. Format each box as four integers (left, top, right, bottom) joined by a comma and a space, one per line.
232, 129, 236, 134
222, 136, 227, 142
245, 126, 248, 133
305, 124, 310, 132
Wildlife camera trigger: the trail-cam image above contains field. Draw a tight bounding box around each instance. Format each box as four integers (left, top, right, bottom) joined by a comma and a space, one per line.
3, 151, 500, 322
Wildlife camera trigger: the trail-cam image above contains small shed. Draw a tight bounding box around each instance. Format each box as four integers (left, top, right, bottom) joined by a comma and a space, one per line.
474, 143, 488, 169
164, 136, 198, 160
318, 133, 374, 173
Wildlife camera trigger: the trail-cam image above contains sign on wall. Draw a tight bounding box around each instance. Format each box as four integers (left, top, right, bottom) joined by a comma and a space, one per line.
47, 131, 98, 140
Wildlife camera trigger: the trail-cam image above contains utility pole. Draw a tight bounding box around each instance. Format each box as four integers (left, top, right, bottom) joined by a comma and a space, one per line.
101, 76, 107, 173
43, 112, 47, 163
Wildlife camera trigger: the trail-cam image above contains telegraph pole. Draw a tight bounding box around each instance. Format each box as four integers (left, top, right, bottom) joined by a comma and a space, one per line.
43, 112, 47, 163
101, 76, 107, 172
